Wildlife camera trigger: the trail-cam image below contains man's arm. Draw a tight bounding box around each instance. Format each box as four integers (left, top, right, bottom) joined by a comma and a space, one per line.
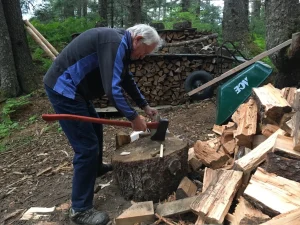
121, 72, 149, 109
97, 34, 138, 121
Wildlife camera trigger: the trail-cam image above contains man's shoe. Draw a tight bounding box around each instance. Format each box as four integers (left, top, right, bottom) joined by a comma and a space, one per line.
69, 208, 109, 225
97, 163, 113, 177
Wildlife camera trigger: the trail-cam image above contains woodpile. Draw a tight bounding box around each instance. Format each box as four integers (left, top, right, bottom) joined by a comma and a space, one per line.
115, 83, 300, 225
158, 29, 218, 54
132, 55, 232, 106
95, 54, 233, 108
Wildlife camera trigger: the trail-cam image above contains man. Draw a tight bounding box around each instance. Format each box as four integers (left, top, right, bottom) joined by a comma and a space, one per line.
43, 24, 162, 225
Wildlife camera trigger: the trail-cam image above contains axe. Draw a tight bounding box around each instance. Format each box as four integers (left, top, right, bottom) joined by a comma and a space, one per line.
42, 114, 169, 141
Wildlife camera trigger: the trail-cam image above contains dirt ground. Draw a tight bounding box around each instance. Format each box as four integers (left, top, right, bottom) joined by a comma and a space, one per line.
0, 90, 217, 225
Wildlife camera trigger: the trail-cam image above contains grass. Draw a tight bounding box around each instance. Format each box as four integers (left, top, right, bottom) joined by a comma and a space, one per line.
0, 95, 32, 152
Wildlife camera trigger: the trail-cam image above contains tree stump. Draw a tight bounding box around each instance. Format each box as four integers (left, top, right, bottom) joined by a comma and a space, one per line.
112, 133, 188, 202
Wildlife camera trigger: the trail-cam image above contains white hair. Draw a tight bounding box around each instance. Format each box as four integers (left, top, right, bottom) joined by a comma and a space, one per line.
127, 24, 163, 50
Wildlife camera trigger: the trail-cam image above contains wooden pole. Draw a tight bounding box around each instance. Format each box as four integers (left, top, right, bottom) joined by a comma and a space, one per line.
188, 39, 292, 96
24, 20, 59, 56
25, 26, 56, 61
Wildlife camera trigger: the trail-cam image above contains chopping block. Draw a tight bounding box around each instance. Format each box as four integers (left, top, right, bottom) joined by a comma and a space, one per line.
112, 133, 188, 202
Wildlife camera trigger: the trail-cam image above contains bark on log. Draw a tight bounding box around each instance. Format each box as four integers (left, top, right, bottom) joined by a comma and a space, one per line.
243, 167, 300, 217
265, 152, 300, 182
112, 133, 188, 202
229, 196, 270, 225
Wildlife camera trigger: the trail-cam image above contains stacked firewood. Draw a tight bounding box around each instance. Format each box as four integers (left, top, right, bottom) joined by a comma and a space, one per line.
94, 55, 233, 108
178, 83, 300, 224
157, 29, 218, 54
131, 55, 232, 106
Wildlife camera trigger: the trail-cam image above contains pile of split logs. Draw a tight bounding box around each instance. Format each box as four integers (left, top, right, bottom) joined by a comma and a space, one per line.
114, 83, 300, 225
158, 29, 218, 54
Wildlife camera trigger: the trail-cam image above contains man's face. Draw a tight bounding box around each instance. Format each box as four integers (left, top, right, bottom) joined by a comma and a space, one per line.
131, 35, 157, 60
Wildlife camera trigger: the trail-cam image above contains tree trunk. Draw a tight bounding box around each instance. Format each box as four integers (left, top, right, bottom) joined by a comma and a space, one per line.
63, 0, 75, 18
110, 0, 114, 27
252, 0, 261, 19
265, 0, 300, 88
82, 0, 88, 17
195, 0, 200, 17
158, 0, 162, 19
182, 0, 190, 12
99, 0, 108, 26
128, 0, 142, 26
112, 134, 188, 202
0, 1, 19, 97
163, 0, 167, 19
222, 0, 250, 43
2, 0, 37, 95
77, 0, 82, 17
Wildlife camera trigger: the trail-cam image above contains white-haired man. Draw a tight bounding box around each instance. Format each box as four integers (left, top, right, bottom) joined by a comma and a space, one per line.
43, 24, 162, 225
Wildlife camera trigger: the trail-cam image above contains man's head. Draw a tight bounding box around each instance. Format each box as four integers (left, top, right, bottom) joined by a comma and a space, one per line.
127, 24, 163, 60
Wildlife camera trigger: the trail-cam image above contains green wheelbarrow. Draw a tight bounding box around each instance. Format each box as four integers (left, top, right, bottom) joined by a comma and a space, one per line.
215, 61, 272, 125
187, 38, 292, 125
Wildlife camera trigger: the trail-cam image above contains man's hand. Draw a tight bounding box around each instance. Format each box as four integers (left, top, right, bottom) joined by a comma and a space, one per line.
143, 105, 158, 120
131, 115, 147, 131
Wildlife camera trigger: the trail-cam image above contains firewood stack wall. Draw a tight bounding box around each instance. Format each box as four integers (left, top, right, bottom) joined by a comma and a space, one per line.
157, 29, 218, 54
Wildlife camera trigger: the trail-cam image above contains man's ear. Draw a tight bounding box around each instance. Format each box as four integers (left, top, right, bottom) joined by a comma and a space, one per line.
134, 35, 144, 44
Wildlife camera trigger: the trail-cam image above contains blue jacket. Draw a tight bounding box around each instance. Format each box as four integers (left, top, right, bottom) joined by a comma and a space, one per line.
43, 27, 148, 121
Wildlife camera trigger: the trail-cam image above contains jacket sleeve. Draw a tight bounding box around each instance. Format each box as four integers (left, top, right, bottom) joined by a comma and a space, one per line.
121, 72, 148, 109
97, 39, 138, 121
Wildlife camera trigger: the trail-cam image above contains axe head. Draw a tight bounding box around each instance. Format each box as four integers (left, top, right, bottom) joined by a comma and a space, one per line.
150, 117, 169, 141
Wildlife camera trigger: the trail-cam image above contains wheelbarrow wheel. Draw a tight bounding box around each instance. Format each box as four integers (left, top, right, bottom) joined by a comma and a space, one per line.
184, 70, 213, 100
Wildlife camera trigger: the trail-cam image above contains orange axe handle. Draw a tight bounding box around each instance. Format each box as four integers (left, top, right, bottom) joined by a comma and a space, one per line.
42, 114, 159, 129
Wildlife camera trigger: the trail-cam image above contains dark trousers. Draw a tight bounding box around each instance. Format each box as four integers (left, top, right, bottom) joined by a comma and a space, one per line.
45, 85, 103, 211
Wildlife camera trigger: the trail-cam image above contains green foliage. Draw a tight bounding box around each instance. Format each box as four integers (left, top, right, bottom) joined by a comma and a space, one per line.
252, 34, 275, 69
0, 95, 31, 140
29, 115, 38, 123
28, 16, 100, 72
161, 2, 222, 33
250, 18, 266, 38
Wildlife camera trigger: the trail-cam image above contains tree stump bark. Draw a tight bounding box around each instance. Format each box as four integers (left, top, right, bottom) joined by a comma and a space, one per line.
112, 133, 189, 202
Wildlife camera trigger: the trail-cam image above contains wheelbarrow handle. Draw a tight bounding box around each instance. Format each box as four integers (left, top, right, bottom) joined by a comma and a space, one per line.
42, 114, 159, 129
